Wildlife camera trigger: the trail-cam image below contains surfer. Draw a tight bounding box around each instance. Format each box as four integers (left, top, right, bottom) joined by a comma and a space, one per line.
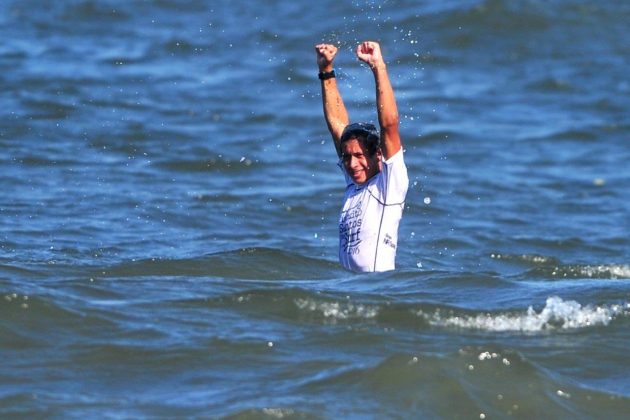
315, 41, 409, 272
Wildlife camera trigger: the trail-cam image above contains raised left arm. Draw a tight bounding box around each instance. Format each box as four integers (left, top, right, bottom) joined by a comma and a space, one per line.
356, 41, 401, 160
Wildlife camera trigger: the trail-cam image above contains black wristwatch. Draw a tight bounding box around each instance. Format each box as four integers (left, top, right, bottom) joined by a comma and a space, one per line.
318, 70, 336, 80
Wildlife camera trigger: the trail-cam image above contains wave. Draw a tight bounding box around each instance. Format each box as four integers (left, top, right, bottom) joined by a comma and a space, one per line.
491, 253, 561, 266
539, 264, 630, 280
526, 76, 577, 93
10, 155, 80, 168
296, 348, 630, 418
99, 247, 341, 280
416, 296, 628, 332
157, 156, 260, 173
21, 97, 77, 120
294, 298, 379, 322
0, 263, 45, 278
0, 292, 120, 350
545, 262, 630, 281
520, 124, 612, 142
220, 407, 317, 420
203, 286, 629, 333
58, 1, 131, 22
491, 253, 630, 280
428, 0, 551, 37
417, 129, 470, 143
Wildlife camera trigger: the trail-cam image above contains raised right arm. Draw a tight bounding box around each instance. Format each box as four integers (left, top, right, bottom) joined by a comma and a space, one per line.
315, 43, 349, 158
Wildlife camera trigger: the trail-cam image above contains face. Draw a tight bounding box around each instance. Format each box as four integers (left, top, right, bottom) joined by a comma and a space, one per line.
341, 138, 381, 184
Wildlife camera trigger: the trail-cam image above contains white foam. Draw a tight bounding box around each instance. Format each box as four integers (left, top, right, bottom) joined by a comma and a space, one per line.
294, 298, 378, 320
419, 296, 628, 332
578, 264, 630, 279
549, 264, 630, 279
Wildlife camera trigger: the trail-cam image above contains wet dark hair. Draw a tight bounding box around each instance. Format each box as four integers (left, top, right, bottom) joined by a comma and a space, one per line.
340, 122, 381, 156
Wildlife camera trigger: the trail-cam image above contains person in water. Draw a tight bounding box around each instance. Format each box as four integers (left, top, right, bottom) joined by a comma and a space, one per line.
315, 41, 409, 272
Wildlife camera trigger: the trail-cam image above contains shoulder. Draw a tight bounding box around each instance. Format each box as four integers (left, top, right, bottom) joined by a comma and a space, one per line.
380, 149, 408, 198
382, 148, 406, 167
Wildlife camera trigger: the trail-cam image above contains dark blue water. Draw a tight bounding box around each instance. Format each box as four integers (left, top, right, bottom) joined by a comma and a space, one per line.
1, 0, 629, 417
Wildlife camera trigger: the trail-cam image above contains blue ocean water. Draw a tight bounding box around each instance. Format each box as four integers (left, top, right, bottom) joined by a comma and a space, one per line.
1, 0, 629, 417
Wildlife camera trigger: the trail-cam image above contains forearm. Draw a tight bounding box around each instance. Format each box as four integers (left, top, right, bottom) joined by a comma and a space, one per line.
372, 63, 401, 159
372, 63, 399, 132
320, 72, 349, 156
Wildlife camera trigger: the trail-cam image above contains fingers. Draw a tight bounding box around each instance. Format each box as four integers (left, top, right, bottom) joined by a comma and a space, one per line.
355, 41, 384, 68
357, 41, 371, 53
315, 43, 338, 70
356, 41, 379, 55
315, 41, 382, 64
315, 42, 379, 52
315, 44, 337, 56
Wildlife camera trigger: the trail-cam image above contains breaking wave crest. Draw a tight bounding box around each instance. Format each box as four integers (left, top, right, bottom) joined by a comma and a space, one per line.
294, 298, 379, 322
292, 295, 630, 333
418, 296, 629, 332
546, 264, 630, 280
492, 254, 630, 280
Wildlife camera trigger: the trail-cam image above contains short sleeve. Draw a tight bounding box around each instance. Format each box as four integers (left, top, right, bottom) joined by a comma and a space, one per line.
380, 149, 409, 204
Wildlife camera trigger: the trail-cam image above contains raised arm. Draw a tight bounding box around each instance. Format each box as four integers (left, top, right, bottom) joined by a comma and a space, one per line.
315, 43, 349, 157
356, 41, 401, 160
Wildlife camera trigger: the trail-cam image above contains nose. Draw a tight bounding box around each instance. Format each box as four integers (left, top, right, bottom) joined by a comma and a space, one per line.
348, 156, 360, 169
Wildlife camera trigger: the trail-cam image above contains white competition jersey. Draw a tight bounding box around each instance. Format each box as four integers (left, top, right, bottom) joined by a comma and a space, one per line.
338, 150, 409, 272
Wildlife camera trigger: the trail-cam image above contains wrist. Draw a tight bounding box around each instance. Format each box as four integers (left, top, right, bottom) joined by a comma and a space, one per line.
370, 61, 387, 72
318, 64, 334, 73
318, 69, 336, 80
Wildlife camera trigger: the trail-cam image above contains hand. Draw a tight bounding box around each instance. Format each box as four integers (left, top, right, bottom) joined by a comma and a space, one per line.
356, 41, 384, 69
315, 43, 338, 71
